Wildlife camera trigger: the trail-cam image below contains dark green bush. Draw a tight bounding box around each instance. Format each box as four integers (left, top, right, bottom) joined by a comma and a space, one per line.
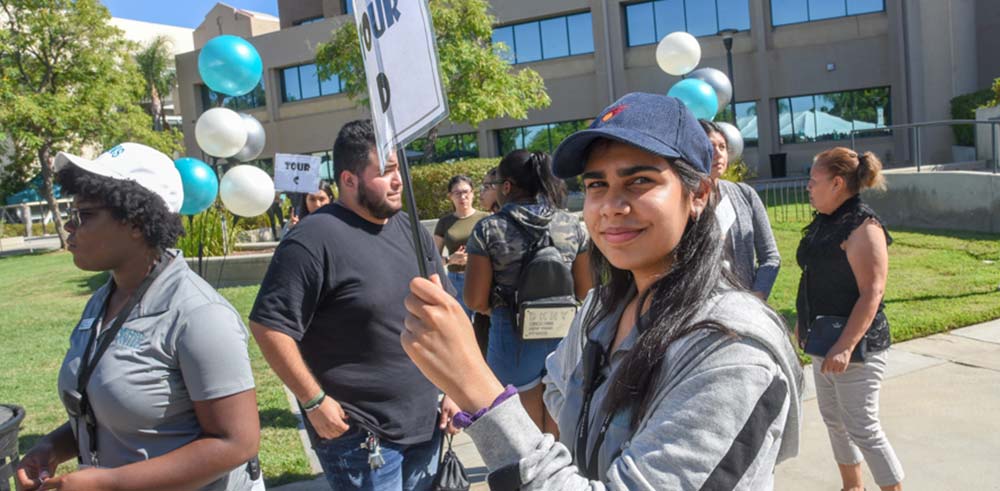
950, 88, 994, 146
405, 157, 500, 219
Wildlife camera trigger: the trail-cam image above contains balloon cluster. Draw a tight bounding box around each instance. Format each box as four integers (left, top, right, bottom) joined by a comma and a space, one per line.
175, 35, 275, 217
656, 32, 744, 164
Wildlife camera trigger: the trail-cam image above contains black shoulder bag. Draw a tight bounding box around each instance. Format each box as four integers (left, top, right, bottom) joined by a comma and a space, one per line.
801, 265, 868, 363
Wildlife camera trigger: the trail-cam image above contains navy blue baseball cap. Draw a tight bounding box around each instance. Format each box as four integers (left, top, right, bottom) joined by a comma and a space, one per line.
551, 92, 713, 178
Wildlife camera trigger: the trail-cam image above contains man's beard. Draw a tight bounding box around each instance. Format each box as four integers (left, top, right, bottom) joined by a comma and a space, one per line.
358, 178, 401, 219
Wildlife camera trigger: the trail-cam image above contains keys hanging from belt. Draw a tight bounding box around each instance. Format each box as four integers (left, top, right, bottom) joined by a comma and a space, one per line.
360, 432, 385, 470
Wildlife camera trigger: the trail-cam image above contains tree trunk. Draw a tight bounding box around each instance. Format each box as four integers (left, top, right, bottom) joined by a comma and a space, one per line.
422, 125, 439, 163
150, 85, 164, 131
38, 145, 68, 248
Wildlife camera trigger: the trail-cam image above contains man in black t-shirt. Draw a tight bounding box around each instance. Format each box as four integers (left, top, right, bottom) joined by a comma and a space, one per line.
249, 120, 458, 490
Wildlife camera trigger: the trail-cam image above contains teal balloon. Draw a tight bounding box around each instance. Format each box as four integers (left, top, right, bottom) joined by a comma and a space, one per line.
175, 158, 219, 215
667, 78, 719, 121
198, 35, 263, 97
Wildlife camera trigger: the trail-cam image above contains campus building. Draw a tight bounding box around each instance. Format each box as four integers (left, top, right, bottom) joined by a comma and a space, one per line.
174, 0, 1000, 178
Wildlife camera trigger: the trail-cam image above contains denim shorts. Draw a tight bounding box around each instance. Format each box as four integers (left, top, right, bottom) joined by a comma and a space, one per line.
446, 271, 473, 319
486, 306, 562, 390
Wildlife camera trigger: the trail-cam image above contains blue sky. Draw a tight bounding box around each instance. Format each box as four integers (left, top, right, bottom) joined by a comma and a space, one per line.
100, 1, 279, 28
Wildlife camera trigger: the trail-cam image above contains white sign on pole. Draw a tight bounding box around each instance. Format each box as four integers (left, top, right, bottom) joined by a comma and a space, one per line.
274, 153, 322, 193
352, 0, 449, 173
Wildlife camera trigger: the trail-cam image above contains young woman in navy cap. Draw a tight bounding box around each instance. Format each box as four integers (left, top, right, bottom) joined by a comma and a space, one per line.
400, 93, 803, 490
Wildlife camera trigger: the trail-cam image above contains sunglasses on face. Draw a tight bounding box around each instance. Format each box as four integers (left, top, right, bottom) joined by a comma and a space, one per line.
67, 207, 111, 227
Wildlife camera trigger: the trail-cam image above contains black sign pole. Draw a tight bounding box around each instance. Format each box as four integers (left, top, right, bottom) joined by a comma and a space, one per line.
396, 146, 429, 278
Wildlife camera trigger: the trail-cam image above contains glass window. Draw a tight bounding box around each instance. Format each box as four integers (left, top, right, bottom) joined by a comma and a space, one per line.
298, 64, 321, 100
405, 132, 479, 164
654, 0, 686, 39
496, 119, 592, 156
540, 18, 570, 59
567, 13, 594, 55
809, 0, 846, 21
772, 0, 884, 26
777, 87, 891, 144
626, 0, 750, 47
717, 0, 752, 31
495, 13, 594, 64
626, 2, 656, 47
319, 72, 341, 96
282, 66, 301, 102
770, 0, 808, 26
281, 63, 343, 102
717, 100, 759, 146
684, 0, 719, 37
513, 23, 542, 63
342, 0, 353, 15
846, 0, 884, 15
492, 26, 516, 63
294, 16, 324, 26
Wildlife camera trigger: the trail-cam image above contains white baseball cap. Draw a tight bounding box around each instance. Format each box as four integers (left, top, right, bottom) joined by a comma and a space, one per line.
54, 143, 184, 213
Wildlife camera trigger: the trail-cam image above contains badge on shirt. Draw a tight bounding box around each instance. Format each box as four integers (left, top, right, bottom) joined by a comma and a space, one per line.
716, 195, 737, 239
77, 318, 95, 331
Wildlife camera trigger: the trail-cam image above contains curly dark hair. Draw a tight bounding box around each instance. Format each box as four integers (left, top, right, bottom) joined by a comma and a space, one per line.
57, 165, 185, 251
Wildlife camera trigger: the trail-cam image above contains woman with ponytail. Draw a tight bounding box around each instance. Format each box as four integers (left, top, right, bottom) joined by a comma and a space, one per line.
463, 149, 591, 432
400, 94, 803, 489
798, 147, 904, 490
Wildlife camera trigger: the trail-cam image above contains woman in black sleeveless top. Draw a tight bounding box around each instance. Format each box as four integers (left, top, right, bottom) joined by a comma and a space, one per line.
797, 147, 904, 490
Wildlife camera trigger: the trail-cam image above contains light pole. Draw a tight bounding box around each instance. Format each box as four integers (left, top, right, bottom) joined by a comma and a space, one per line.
719, 28, 738, 125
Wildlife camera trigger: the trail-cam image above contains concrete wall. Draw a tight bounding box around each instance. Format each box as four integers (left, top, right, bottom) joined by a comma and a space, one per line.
193, 3, 279, 49
976, 105, 1000, 163
864, 170, 1000, 233
976, 0, 1000, 88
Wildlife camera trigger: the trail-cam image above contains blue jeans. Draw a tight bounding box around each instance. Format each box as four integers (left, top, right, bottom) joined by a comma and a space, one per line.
446, 271, 473, 319
486, 306, 561, 390
312, 426, 442, 491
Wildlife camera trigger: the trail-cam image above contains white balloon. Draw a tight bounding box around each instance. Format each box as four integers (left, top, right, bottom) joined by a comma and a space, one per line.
716, 122, 744, 164
233, 113, 266, 162
689, 67, 733, 113
219, 165, 274, 217
656, 32, 702, 76
196, 108, 248, 158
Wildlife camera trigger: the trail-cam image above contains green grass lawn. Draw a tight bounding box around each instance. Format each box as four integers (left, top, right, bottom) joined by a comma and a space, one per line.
1, 222, 998, 486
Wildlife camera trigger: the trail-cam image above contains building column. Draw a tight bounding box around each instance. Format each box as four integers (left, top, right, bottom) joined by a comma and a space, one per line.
749, 0, 777, 177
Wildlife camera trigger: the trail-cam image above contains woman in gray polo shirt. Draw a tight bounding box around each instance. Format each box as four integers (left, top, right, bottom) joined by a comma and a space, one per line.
16, 144, 260, 491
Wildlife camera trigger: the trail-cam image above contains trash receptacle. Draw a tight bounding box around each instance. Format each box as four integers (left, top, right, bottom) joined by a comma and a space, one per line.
769, 153, 787, 178
0, 404, 26, 491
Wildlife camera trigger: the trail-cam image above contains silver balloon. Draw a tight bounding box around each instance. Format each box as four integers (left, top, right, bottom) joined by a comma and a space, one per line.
689, 67, 732, 114
716, 122, 744, 164
233, 113, 266, 162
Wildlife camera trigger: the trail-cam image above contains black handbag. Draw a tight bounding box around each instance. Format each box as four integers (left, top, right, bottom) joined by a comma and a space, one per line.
432, 434, 470, 491
801, 265, 869, 362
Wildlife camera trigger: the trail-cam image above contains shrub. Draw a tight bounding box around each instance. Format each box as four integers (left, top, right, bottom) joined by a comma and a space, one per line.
950, 88, 994, 146
722, 158, 755, 183
176, 204, 242, 258
405, 157, 500, 219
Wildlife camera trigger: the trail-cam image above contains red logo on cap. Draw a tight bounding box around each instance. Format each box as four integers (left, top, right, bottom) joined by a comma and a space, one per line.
600, 105, 627, 124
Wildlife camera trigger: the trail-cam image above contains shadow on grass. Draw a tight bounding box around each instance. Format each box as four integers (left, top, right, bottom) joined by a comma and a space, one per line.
264, 471, 320, 488
259, 407, 300, 430
889, 289, 999, 304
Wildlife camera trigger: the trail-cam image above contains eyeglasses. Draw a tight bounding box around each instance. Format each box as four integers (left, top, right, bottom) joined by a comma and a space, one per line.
480, 181, 502, 190
68, 207, 111, 227
449, 189, 473, 197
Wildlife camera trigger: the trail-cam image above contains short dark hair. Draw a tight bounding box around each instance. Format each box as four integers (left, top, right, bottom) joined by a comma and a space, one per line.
447, 175, 473, 193
333, 119, 376, 187
56, 166, 185, 251
699, 119, 722, 136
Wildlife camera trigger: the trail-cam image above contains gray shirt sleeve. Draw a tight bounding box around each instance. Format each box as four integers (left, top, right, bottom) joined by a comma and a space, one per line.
176, 303, 255, 401
467, 336, 790, 490
542, 292, 594, 418
741, 183, 781, 297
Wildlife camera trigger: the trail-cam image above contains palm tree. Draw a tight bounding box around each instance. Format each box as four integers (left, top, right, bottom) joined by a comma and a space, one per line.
136, 35, 176, 131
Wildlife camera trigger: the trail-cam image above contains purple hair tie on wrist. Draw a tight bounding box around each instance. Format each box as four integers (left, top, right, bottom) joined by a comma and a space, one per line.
452, 385, 518, 429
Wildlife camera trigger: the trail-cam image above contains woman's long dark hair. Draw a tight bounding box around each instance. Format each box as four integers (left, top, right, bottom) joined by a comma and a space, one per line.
498, 149, 567, 207
584, 155, 738, 429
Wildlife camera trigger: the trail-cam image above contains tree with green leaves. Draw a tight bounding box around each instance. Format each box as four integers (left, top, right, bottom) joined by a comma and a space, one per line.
136, 35, 177, 132
0, 0, 182, 248
316, 0, 550, 163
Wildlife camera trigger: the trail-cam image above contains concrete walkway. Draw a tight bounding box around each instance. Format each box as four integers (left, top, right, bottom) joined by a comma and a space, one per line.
274, 320, 1000, 491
